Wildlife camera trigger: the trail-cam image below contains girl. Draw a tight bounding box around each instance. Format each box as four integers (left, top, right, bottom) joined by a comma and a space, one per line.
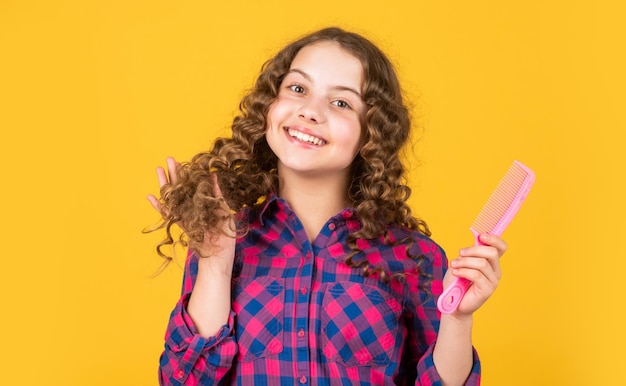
148, 27, 506, 385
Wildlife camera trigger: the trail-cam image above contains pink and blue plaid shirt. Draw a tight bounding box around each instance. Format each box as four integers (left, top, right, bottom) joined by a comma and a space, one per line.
159, 195, 481, 385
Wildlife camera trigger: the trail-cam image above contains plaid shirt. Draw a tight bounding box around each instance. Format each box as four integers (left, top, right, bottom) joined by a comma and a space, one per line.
159, 195, 481, 385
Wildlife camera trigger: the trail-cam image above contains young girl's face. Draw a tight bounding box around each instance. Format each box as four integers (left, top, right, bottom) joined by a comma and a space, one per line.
266, 41, 366, 181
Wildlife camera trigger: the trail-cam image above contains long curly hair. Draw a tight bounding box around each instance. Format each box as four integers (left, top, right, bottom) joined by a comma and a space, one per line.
148, 27, 431, 283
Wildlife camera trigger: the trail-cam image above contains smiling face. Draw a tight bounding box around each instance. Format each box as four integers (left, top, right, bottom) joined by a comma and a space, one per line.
265, 41, 366, 183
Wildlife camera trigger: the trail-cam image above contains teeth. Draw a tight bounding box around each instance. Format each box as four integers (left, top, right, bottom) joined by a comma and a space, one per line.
288, 129, 325, 145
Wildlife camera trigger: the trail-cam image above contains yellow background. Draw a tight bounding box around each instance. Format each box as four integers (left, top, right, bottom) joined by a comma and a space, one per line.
1, 1, 624, 384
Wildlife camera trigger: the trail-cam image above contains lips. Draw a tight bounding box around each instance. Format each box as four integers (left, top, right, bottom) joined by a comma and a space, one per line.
286, 127, 327, 146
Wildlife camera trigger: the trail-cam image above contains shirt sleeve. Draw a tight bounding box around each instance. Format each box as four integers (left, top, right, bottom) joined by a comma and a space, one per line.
414, 344, 481, 385
158, 252, 238, 385
405, 238, 482, 386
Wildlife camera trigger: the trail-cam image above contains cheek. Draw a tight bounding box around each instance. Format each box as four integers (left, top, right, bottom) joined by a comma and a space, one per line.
337, 117, 363, 148
267, 97, 290, 126
266, 105, 275, 131
265, 103, 282, 152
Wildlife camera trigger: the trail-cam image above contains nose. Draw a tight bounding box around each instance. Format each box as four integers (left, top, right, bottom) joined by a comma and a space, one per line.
298, 97, 325, 123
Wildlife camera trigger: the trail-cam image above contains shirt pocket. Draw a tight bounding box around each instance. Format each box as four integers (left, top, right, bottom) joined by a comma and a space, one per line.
321, 281, 402, 367
232, 276, 285, 361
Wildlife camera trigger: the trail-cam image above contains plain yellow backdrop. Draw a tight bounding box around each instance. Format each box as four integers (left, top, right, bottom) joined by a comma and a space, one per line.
1, 0, 624, 384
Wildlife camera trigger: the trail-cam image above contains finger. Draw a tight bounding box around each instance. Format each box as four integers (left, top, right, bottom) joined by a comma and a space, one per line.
451, 261, 499, 306
211, 173, 224, 199
451, 267, 492, 289
455, 266, 498, 311
466, 268, 498, 298
147, 194, 162, 212
166, 157, 178, 185
156, 166, 168, 187
459, 244, 502, 278
478, 234, 508, 256
451, 257, 499, 283
459, 244, 500, 259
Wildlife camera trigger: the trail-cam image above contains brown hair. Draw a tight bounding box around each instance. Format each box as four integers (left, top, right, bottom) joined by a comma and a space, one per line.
149, 27, 431, 283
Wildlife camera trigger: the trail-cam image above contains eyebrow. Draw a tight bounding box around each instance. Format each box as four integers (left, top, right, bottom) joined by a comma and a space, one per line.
287, 68, 362, 99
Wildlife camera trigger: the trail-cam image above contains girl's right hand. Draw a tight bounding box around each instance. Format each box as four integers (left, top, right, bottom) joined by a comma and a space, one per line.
147, 157, 236, 275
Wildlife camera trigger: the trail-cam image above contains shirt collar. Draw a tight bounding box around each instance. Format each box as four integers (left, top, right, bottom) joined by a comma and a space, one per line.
256, 192, 280, 226
255, 192, 358, 227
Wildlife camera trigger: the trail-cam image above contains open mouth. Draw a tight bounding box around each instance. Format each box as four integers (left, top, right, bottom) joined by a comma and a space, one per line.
286, 128, 327, 146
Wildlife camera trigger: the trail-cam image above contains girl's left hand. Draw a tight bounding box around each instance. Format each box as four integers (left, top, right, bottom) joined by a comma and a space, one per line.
442, 233, 508, 316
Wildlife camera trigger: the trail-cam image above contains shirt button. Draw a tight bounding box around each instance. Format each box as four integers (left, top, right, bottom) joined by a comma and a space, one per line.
328, 222, 336, 230
298, 328, 305, 338
176, 370, 185, 379
299, 374, 308, 384
306, 251, 312, 259
300, 287, 308, 295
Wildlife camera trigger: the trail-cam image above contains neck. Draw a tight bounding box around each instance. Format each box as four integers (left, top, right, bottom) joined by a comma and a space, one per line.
277, 168, 352, 242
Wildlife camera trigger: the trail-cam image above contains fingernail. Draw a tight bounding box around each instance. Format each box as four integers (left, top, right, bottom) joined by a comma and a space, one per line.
450, 259, 458, 267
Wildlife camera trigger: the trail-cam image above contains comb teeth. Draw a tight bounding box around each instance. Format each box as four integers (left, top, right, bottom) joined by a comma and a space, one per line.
471, 161, 535, 236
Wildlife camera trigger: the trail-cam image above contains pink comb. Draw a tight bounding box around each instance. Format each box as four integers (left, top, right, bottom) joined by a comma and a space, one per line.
437, 160, 535, 314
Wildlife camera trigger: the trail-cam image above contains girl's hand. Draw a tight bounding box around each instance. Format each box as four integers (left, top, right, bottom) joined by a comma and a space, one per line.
147, 157, 236, 274
442, 233, 507, 316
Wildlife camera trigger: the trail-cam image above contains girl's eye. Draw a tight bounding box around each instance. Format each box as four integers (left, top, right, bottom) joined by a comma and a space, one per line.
332, 100, 351, 109
289, 84, 305, 94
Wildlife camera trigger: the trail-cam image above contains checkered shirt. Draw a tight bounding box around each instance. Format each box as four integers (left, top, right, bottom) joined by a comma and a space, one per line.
159, 195, 481, 385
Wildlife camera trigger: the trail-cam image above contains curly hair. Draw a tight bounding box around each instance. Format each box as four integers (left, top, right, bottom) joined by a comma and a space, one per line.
148, 27, 432, 284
